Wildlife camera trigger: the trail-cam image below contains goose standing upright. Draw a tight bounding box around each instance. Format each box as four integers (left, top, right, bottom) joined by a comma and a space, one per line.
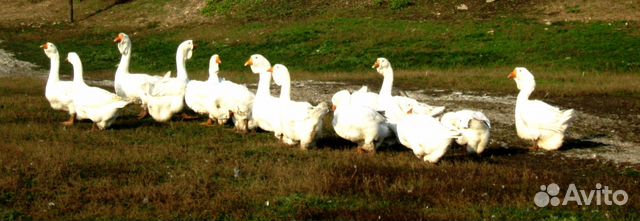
244, 54, 281, 135
142, 40, 194, 122
440, 110, 491, 155
270, 64, 329, 149
509, 67, 574, 151
67, 52, 130, 130
41, 42, 76, 126
113, 33, 164, 119
184, 54, 226, 125
372, 57, 445, 118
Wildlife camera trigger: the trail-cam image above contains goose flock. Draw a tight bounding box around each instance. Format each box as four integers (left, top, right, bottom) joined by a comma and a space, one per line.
40, 33, 575, 163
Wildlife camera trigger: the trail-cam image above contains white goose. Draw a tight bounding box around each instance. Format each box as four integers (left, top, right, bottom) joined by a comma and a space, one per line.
142, 40, 194, 122
270, 64, 329, 149
372, 57, 445, 118
41, 42, 76, 126
509, 67, 574, 151
184, 54, 225, 125
440, 110, 491, 155
113, 33, 164, 119
67, 52, 130, 130
244, 54, 281, 134
331, 90, 394, 153
397, 111, 459, 163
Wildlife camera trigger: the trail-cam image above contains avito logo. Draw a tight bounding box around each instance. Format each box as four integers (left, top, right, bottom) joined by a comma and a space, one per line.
534, 183, 628, 207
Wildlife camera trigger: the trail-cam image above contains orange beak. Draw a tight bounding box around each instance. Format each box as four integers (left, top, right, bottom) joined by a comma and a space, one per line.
216, 56, 222, 64
331, 105, 337, 111
267, 67, 274, 73
508, 70, 517, 79
244, 58, 253, 67
40, 43, 48, 49
372, 60, 380, 68
113, 34, 123, 43
193, 44, 198, 49
407, 108, 413, 115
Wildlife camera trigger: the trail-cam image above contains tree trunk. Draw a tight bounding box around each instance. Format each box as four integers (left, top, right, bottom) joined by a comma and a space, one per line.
69, 0, 74, 23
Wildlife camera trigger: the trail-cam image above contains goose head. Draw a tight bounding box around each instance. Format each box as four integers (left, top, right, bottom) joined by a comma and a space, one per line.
66, 52, 81, 66
509, 67, 536, 91
177, 40, 195, 61
372, 57, 391, 76
268, 64, 290, 86
209, 54, 221, 74
113, 33, 131, 55
244, 54, 271, 74
40, 42, 58, 59
331, 89, 351, 111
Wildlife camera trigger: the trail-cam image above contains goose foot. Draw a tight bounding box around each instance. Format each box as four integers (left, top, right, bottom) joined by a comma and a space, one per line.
200, 119, 214, 127
356, 148, 367, 154
137, 109, 149, 120
91, 123, 99, 131
181, 113, 199, 120
529, 144, 540, 151
61, 114, 76, 126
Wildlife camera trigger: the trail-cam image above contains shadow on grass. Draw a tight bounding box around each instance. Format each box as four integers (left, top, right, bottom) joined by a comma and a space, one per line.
561, 137, 607, 151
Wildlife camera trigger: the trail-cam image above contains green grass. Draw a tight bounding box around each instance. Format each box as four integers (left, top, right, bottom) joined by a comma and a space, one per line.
0, 77, 638, 220
3, 17, 640, 77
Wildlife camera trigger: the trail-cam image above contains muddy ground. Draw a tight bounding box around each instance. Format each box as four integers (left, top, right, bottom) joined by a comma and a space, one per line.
3, 49, 639, 165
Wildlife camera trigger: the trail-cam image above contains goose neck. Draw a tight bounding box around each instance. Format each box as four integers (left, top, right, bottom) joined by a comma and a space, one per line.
279, 79, 291, 101
47, 54, 60, 82
71, 61, 86, 86
256, 71, 272, 97
379, 67, 394, 97
116, 50, 131, 75
176, 51, 188, 81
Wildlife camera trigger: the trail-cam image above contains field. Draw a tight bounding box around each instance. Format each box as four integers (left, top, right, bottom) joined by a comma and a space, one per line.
0, 0, 639, 220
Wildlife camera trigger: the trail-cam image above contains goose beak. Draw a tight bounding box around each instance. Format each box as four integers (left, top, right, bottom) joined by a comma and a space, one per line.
267, 67, 274, 73
216, 56, 222, 64
407, 108, 413, 115
508, 70, 517, 79
40, 44, 47, 49
113, 34, 123, 43
244, 58, 253, 67
331, 105, 337, 111
372, 60, 379, 69
192, 44, 198, 49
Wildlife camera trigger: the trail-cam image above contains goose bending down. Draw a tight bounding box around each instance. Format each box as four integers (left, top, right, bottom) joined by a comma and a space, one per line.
113, 33, 164, 119
331, 90, 394, 153
67, 52, 130, 130
372, 57, 445, 118
509, 67, 574, 151
397, 112, 459, 163
270, 64, 330, 149
41, 42, 76, 126
440, 110, 491, 155
244, 54, 281, 134
142, 40, 194, 122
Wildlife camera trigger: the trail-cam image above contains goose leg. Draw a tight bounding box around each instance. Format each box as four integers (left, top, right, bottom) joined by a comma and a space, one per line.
91, 123, 99, 131
62, 114, 76, 126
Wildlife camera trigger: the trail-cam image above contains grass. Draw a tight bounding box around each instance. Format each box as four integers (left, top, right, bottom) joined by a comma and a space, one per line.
0, 76, 638, 220
1, 1, 640, 219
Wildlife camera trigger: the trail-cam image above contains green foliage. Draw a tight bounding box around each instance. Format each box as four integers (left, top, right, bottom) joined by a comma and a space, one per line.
202, 0, 266, 16
389, 0, 414, 10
